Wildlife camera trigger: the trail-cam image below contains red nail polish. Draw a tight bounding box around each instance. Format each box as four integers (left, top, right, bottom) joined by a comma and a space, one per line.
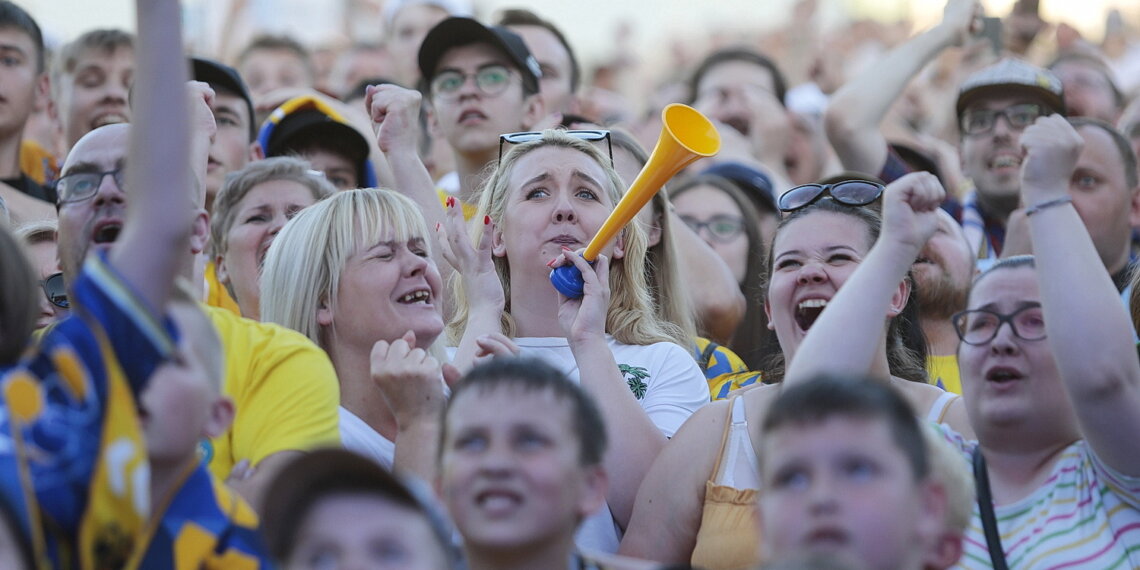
446, 196, 455, 208
434, 222, 441, 231
483, 215, 491, 225
547, 258, 557, 267
561, 245, 570, 251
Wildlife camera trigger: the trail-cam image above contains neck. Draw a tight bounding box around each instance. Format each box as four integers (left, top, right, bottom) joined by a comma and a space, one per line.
508, 269, 569, 337
330, 342, 398, 440
454, 149, 496, 204
977, 436, 1075, 505
465, 536, 577, 570
149, 453, 198, 514
920, 317, 960, 356
975, 191, 1018, 226
0, 129, 23, 180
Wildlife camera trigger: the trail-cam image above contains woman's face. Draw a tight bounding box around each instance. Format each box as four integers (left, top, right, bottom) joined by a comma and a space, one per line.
764, 210, 873, 361
25, 239, 68, 329
319, 232, 444, 351
673, 184, 750, 284
218, 179, 318, 319
493, 146, 620, 272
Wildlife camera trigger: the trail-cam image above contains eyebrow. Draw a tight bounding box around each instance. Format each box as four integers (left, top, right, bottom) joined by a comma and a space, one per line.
571, 170, 603, 188
773, 244, 859, 261
976, 300, 1042, 312
61, 159, 125, 176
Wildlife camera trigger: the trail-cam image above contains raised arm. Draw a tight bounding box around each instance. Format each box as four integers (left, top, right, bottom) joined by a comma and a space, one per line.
824, 0, 979, 175
1019, 116, 1140, 475
785, 173, 945, 383
109, 0, 197, 312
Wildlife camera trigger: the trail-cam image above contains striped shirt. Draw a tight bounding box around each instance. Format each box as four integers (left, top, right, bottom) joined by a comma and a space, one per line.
939, 427, 1140, 569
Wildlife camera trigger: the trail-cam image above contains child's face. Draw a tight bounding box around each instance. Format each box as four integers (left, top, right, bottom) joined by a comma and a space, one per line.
140, 304, 231, 466
286, 493, 448, 570
437, 387, 605, 552
758, 416, 942, 570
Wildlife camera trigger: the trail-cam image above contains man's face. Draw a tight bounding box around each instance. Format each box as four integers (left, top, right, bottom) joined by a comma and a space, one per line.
1067, 125, 1138, 274
56, 124, 129, 284
509, 25, 575, 114
914, 209, 974, 321
205, 90, 254, 203
1052, 60, 1120, 123
430, 43, 537, 161
758, 416, 940, 570
0, 27, 42, 138
56, 46, 133, 151
959, 95, 1039, 211
692, 60, 780, 139
240, 48, 311, 99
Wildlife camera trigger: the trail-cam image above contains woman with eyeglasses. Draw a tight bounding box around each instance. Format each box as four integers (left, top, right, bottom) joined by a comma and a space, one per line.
785, 116, 1140, 568
14, 220, 70, 329
445, 129, 710, 554
620, 172, 973, 569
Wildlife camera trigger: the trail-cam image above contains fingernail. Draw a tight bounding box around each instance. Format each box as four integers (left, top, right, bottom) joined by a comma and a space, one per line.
434, 222, 441, 231
484, 215, 491, 225
446, 196, 455, 208
547, 258, 557, 267
561, 246, 570, 251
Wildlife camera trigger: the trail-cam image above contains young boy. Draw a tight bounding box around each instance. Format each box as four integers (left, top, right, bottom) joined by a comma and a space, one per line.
756, 375, 951, 570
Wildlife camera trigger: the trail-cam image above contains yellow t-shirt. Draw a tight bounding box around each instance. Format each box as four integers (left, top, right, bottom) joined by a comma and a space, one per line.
203, 305, 341, 479
437, 188, 477, 220
204, 260, 241, 316
926, 354, 962, 395
19, 139, 58, 185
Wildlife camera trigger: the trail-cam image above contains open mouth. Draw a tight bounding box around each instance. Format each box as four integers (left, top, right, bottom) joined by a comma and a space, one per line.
795, 299, 828, 331
806, 527, 849, 549
398, 289, 431, 304
93, 222, 122, 244
91, 113, 129, 129
475, 489, 522, 513
458, 110, 487, 123
988, 154, 1022, 169
986, 366, 1022, 384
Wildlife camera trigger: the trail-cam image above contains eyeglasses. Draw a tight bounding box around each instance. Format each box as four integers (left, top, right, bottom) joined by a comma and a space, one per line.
53, 169, 125, 205
498, 130, 613, 167
431, 64, 514, 100
951, 305, 1046, 346
679, 214, 745, 243
960, 103, 1044, 136
777, 180, 884, 212
40, 272, 68, 309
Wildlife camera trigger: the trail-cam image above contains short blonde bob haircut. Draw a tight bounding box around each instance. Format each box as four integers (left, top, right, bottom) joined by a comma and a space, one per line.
448, 129, 683, 347
260, 188, 432, 350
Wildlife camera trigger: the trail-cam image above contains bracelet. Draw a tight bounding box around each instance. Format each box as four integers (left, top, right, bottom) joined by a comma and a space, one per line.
1025, 196, 1073, 217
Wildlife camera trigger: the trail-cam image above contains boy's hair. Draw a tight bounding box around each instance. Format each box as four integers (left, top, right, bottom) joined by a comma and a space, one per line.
442, 357, 608, 466
760, 375, 929, 481
496, 8, 580, 93
168, 280, 223, 392
52, 29, 134, 101
688, 47, 788, 107
922, 424, 974, 532
236, 34, 313, 79
0, 225, 37, 365
0, 1, 44, 72
1068, 118, 1138, 189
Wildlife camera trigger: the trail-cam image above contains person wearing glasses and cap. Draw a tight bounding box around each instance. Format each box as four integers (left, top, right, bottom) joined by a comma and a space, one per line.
14, 220, 69, 330
417, 16, 549, 211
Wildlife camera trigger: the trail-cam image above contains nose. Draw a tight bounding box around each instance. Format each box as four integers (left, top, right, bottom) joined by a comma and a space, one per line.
551, 193, 577, 223
268, 213, 288, 237
988, 320, 1021, 356
102, 76, 130, 104
807, 475, 839, 517
796, 261, 827, 285
456, 73, 482, 99
401, 247, 429, 276
92, 172, 126, 206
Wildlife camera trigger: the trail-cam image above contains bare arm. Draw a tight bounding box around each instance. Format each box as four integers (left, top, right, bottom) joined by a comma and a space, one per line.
110, 0, 198, 312
619, 400, 729, 563
785, 172, 945, 383
824, 0, 979, 175
668, 209, 746, 344
1019, 116, 1140, 475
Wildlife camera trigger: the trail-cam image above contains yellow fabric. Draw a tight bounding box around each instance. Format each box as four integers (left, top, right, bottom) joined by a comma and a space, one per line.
437, 188, 477, 220
204, 261, 241, 316
19, 140, 58, 185
691, 481, 760, 569
203, 305, 341, 479
926, 354, 962, 395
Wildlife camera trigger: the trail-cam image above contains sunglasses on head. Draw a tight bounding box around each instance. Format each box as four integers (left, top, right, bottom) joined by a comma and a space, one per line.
777, 180, 885, 212
41, 272, 68, 309
498, 129, 613, 167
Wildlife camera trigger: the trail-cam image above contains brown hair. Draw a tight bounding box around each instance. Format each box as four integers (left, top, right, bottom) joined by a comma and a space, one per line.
0, 225, 38, 365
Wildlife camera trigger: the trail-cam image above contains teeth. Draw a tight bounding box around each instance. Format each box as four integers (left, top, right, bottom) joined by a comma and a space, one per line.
992, 155, 1021, 168
400, 290, 430, 303
798, 299, 828, 310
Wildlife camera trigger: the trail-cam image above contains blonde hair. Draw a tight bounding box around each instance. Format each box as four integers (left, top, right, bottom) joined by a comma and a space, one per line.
169, 279, 225, 392
922, 423, 974, 532
260, 188, 432, 350
447, 129, 683, 347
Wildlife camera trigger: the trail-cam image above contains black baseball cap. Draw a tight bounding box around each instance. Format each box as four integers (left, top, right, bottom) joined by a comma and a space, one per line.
417, 17, 541, 95
191, 57, 256, 139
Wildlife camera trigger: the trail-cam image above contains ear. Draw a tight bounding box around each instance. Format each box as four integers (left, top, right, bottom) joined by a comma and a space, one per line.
645, 212, 664, 248
613, 229, 626, 260
491, 222, 507, 258
189, 209, 210, 255
887, 277, 911, 318
520, 92, 546, 130
317, 297, 334, 327
34, 73, 50, 112
249, 141, 265, 161
1128, 186, 1140, 229
917, 479, 956, 570
764, 297, 775, 330
214, 255, 231, 286
576, 464, 608, 520
203, 395, 235, 438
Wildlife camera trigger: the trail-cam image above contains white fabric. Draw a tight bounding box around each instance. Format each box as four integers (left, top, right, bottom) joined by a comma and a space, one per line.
511, 335, 711, 553
713, 396, 762, 490
925, 390, 959, 424
338, 406, 395, 470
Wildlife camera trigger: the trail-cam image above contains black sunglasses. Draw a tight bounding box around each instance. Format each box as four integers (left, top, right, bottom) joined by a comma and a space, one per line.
41, 272, 68, 309
498, 130, 613, 167
777, 180, 884, 212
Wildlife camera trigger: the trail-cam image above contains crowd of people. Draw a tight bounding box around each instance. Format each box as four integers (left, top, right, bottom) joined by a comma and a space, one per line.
1, 0, 1140, 567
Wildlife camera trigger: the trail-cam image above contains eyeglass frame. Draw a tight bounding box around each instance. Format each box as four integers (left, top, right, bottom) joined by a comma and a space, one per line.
53, 169, 126, 205
40, 272, 69, 309
498, 130, 614, 167
959, 103, 1045, 136
678, 214, 746, 244
777, 180, 885, 213
430, 64, 516, 100
951, 305, 1047, 346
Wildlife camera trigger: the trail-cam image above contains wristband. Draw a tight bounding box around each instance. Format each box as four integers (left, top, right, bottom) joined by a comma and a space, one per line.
1024, 196, 1073, 217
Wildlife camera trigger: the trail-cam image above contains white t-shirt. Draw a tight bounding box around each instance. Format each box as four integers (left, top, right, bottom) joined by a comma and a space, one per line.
512, 336, 712, 552
339, 406, 395, 470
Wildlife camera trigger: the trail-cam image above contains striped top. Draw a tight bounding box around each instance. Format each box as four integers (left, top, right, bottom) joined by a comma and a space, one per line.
939, 427, 1140, 569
